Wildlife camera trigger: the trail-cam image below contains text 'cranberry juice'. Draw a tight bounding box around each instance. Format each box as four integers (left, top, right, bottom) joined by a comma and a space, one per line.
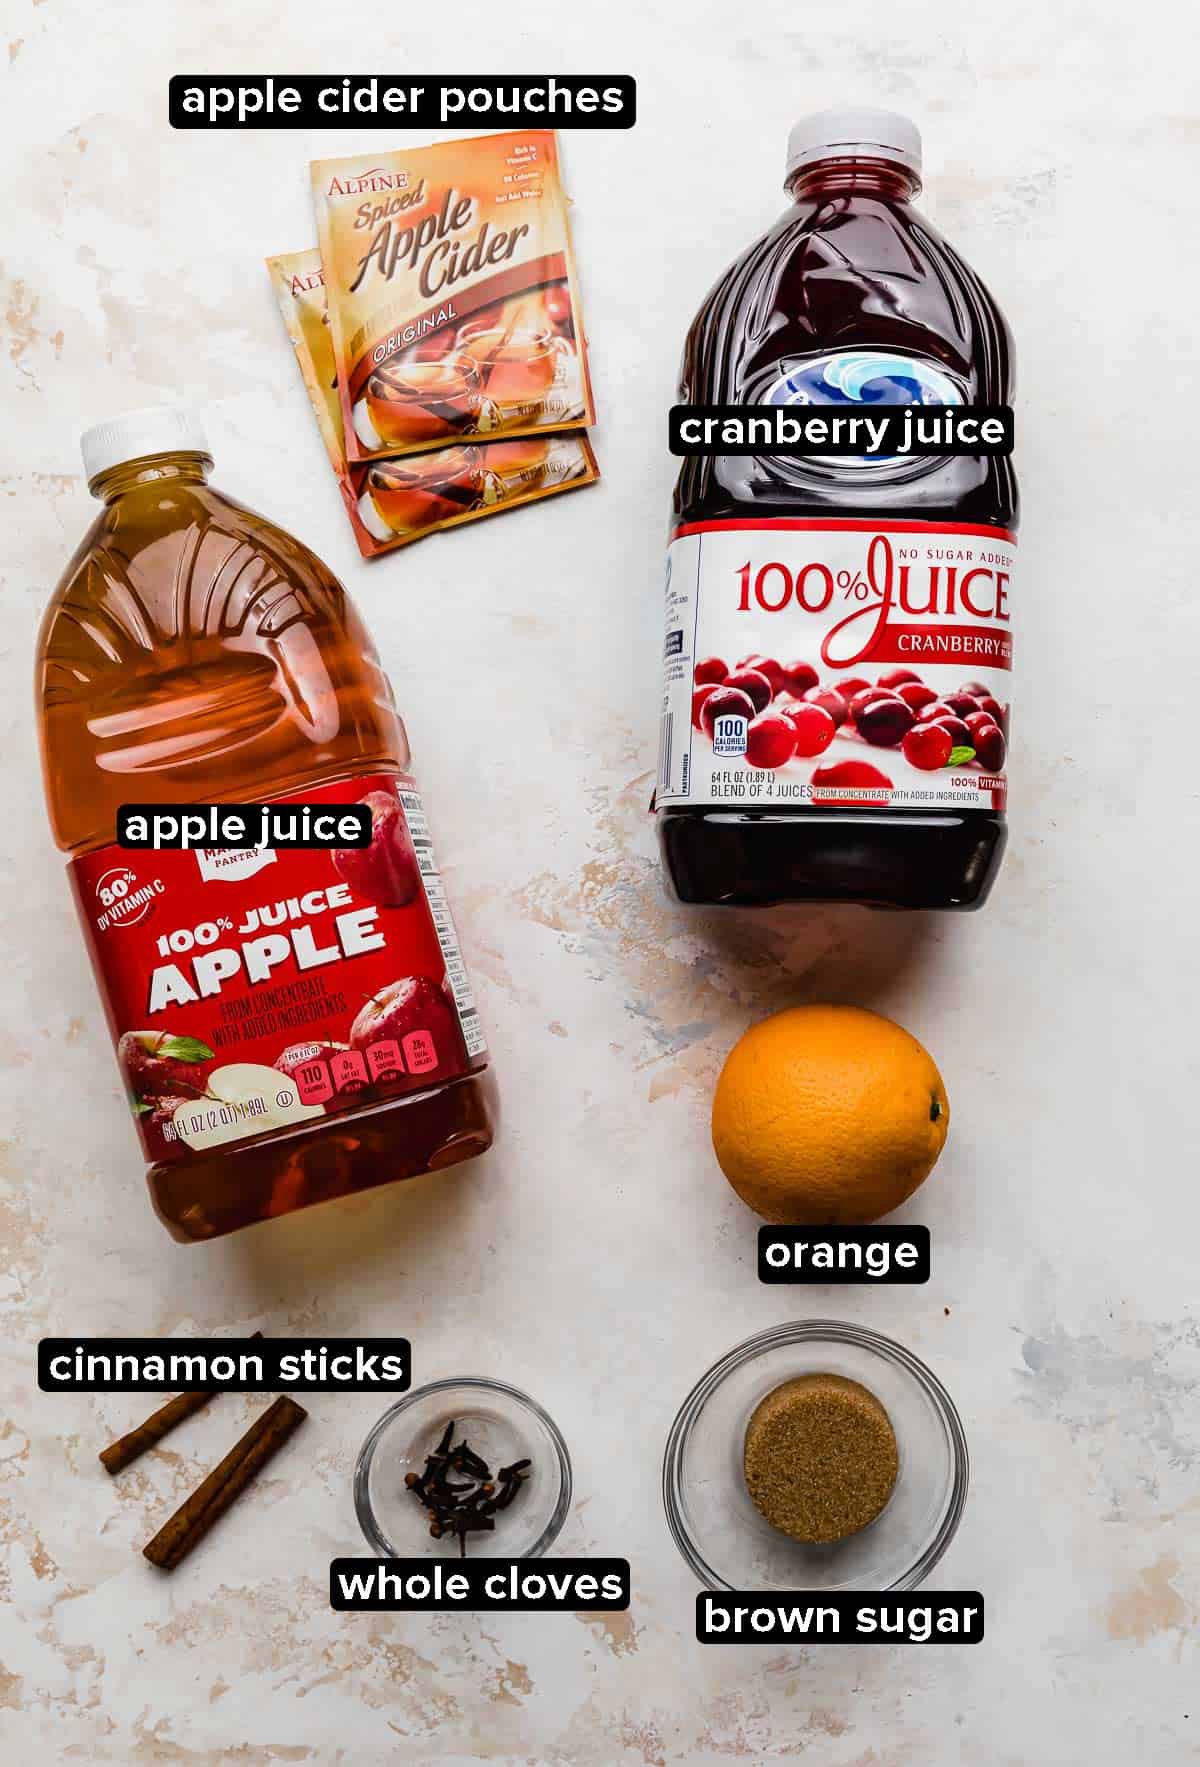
657, 108, 1017, 909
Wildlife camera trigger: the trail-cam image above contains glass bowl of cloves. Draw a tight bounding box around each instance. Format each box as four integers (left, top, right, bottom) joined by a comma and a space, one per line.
355, 1377, 572, 1560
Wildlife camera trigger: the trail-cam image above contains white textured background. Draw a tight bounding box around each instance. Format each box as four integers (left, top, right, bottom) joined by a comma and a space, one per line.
3, 2, 1199, 1760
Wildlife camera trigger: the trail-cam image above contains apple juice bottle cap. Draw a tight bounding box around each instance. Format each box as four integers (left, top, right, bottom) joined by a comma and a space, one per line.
80, 406, 211, 485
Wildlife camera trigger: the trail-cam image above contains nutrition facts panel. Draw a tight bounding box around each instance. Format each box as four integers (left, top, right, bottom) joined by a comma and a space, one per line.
398, 788, 488, 1060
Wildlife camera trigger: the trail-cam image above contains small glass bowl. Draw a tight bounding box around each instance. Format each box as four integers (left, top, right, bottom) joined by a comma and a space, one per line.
355, 1377, 572, 1560
663, 1320, 968, 1592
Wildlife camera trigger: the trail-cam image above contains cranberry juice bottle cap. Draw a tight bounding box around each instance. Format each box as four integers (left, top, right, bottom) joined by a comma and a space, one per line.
80, 405, 211, 484
785, 107, 922, 186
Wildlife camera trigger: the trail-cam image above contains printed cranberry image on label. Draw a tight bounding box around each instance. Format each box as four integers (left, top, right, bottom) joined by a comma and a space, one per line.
659, 520, 1014, 813
69, 775, 488, 1163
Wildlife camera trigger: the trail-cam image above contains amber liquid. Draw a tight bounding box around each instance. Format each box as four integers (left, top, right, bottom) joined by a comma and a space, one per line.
484, 436, 551, 480
367, 446, 485, 532
36, 452, 497, 1240
366, 355, 483, 446
660, 159, 1018, 910
460, 327, 558, 408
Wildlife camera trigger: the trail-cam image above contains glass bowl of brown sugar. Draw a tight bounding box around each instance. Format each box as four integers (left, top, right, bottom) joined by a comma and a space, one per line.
662, 1319, 968, 1592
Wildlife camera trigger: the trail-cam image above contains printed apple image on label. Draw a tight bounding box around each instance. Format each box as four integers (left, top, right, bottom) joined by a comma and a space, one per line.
119, 1030, 214, 1105
172, 1064, 325, 1152
332, 791, 422, 907
350, 976, 460, 1084
142, 1095, 194, 1163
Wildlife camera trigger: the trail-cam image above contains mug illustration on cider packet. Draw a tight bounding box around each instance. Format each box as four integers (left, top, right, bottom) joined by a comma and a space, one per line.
266, 247, 599, 556
311, 131, 595, 462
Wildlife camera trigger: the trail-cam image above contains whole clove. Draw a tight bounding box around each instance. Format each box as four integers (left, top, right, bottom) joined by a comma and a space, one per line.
404, 1420, 530, 1557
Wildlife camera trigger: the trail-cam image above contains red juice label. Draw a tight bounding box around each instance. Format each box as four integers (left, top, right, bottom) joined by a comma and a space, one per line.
659, 519, 1013, 811
69, 776, 487, 1164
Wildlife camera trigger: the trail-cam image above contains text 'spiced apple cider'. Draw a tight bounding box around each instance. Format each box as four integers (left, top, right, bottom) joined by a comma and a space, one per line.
36, 407, 498, 1243
266, 248, 599, 557
312, 131, 594, 463
656, 109, 1018, 911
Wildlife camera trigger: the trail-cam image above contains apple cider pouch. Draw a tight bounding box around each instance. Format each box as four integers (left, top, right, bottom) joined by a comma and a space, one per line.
311, 131, 594, 463
266, 247, 599, 557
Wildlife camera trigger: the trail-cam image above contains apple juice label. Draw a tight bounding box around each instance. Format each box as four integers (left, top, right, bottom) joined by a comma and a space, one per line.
659, 519, 1014, 811
395, 788, 486, 1060
69, 776, 488, 1165
265, 246, 599, 558
311, 130, 595, 463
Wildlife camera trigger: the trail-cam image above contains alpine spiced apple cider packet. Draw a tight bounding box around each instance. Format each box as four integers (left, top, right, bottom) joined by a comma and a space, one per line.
266, 247, 599, 557
311, 131, 595, 463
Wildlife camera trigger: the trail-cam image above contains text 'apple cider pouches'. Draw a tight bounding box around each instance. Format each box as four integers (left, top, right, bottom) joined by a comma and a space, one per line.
311, 131, 595, 463
266, 248, 599, 556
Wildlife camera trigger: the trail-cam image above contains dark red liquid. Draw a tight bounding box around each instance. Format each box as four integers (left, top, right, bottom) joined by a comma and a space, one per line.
658, 158, 1017, 910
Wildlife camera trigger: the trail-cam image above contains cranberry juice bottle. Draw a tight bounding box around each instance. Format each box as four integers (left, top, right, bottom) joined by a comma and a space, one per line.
657, 110, 1017, 909
37, 408, 497, 1241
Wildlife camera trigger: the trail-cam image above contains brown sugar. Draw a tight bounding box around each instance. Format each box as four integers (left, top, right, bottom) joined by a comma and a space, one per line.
743, 1374, 899, 1544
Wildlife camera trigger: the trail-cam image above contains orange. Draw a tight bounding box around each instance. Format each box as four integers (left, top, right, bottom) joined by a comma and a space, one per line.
711, 1005, 949, 1224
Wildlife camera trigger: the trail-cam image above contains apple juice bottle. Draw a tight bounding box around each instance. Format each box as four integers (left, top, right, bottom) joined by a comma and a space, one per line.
656, 109, 1017, 909
37, 407, 498, 1241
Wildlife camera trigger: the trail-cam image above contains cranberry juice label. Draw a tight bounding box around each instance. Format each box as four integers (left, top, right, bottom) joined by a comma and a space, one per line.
70, 775, 487, 1165
659, 519, 1013, 811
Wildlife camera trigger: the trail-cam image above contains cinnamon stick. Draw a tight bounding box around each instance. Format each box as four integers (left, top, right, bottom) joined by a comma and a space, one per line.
142, 1394, 307, 1572
99, 1331, 264, 1475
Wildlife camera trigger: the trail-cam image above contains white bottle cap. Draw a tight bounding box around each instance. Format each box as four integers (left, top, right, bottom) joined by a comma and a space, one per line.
80, 405, 210, 483
785, 107, 922, 186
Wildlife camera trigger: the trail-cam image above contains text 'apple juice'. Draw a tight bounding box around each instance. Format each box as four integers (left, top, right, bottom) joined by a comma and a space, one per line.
36, 407, 497, 1241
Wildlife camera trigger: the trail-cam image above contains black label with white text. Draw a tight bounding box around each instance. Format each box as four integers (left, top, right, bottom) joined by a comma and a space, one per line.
698, 1591, 983, 1644
38, 1336, 411, 1393
171, 75, 636, 130
669, 403, 1013, 456
758, 1226, 930, 1284
117, 802, 370, 850
330, 1557, 630, 1612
